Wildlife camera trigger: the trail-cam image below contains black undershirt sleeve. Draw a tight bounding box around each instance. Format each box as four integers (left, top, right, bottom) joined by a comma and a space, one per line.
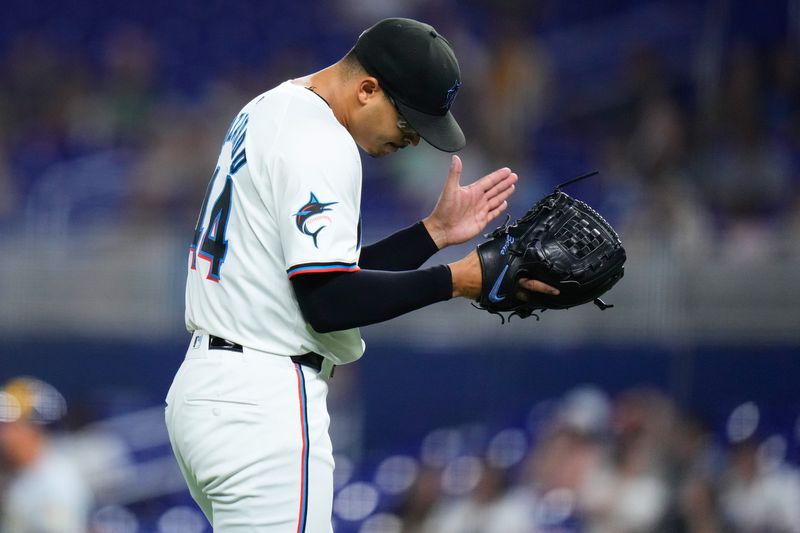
359, 221, 440, 271
291, 266, 452, 333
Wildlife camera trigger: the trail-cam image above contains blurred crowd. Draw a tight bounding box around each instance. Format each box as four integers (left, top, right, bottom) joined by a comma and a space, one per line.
385, 386, 800, 533
1, 2, 799, 532
4, 376, 800, 532
0, 1, 797, 262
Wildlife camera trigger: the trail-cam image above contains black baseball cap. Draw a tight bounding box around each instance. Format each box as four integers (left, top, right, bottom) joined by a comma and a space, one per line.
354, 18, 466, 152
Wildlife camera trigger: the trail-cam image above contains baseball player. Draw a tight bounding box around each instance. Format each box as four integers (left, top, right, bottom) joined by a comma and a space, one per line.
165, 18, 557, 532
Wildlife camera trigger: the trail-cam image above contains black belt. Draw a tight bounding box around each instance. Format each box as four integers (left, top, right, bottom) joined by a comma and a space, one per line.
208, 335, 328, 375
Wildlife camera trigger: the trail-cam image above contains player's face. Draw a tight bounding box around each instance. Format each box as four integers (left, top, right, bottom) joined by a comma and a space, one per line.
386, 94, 421, 146
354, 89, 421, 158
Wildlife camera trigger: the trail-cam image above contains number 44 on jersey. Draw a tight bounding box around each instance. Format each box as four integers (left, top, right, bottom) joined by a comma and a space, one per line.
189, 112, 248, 281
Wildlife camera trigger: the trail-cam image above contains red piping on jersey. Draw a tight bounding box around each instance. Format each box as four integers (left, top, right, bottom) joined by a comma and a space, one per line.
287, 266, 360, 279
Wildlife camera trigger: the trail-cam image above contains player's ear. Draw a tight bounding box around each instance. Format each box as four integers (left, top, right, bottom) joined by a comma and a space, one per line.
356, 77, 381, 105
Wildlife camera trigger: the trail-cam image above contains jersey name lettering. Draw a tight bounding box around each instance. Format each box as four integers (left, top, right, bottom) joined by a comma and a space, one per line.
225, 112, 249, 175
189, 112, 250, 280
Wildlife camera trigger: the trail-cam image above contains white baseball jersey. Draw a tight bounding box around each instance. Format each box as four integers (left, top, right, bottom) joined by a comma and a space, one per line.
185, 81, 365, 365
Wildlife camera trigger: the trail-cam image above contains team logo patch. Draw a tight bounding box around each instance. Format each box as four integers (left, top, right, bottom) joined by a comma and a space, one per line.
293, 192, 337, 248
443, 80, 462, 111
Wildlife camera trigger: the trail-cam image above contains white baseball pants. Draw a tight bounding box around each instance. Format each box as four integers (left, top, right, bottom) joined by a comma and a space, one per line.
165, 332, 334, 532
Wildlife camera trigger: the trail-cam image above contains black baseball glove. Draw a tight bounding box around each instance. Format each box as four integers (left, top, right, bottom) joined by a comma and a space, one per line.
475, 172, 626, 321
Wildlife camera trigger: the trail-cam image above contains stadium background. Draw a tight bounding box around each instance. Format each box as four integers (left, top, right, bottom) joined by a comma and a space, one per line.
1, 0, 799, 531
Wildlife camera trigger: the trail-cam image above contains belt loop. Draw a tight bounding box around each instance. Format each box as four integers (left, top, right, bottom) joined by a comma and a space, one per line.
208, 335, 243, 353
320, 359, 336, 380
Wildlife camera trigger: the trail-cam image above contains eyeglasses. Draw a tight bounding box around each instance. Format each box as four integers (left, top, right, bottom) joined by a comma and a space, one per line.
387, 94, 419, 137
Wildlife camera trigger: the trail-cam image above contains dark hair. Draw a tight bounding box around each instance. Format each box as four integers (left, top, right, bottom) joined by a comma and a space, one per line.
340, 48, 366, 79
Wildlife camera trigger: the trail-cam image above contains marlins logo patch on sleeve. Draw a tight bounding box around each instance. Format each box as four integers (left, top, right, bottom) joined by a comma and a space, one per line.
293, 192, 337, 248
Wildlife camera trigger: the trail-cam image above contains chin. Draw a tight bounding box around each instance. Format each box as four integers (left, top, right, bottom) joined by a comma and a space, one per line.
362, 139, 404, 158
365, 146, 393, 158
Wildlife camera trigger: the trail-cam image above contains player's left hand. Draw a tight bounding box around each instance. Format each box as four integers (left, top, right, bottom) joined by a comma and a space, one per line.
423, 155, 517, 249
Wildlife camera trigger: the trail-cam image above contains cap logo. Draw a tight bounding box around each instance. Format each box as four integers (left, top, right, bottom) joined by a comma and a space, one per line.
443, 80, 462, 111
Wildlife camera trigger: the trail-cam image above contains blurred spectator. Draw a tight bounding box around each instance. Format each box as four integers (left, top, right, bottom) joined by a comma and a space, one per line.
699, 43, 793, 258
0, 377, 93, 533
100, 25, 159, 147
579, 442, 669, 532
474, 28, 552, 171
127, 101, 219, 228
616, 67, 713, 253
395, 466, 443, 533
659, 412, 722, 533
0, 142, 17, 221
1, 34, 67, 199
577, 388, 674, 532
487, 423, 602, 531
605, 388, 675, 464
719, 438, 800, 532
556, 386, 612, 438
422, 462, 512, 533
